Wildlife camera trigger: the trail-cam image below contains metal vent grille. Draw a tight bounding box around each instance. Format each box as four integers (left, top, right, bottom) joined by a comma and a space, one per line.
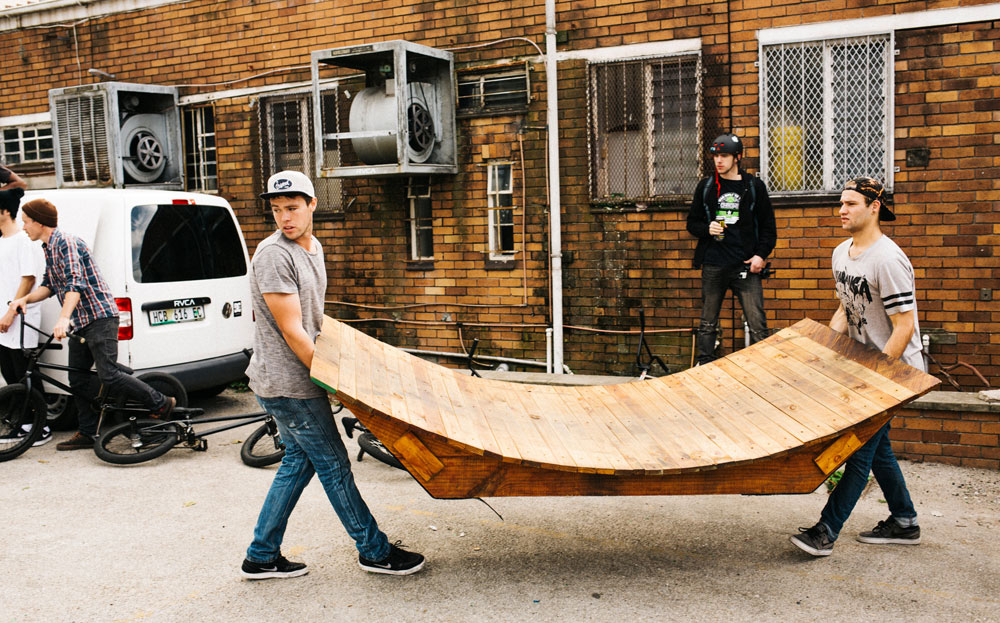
54, 93, 111, 185
588, 54, 702, 202
761, 35, 891, 192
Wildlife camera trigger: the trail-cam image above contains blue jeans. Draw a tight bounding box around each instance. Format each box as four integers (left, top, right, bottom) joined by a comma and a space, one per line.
69, 316, 166, 436
819, 422, 917, 540
246, 395, 390, 564
696, 263, 769, 364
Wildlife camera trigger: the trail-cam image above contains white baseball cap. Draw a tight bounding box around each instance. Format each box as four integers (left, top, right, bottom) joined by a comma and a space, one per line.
260, 170, 315, 199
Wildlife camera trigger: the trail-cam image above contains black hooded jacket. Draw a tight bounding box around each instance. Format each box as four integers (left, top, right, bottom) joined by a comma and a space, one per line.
686, 172, 776, 269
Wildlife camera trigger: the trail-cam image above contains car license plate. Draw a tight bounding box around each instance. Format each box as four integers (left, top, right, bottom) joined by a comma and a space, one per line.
148, 305, 205, 326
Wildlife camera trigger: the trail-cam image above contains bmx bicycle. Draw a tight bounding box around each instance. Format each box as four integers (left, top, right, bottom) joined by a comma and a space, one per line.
0, 316, 187, 462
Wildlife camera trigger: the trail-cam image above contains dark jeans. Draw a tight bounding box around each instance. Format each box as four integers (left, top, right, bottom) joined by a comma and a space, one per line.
819, 421, 917, 540
0, 344, 28, 386
69, 316, 166, 436
696, 263, 769, 365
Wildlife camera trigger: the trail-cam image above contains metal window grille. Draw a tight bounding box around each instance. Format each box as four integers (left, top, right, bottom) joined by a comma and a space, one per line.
487, 162, 516, 258
761, 35, 892, 192
258, 90, 341, 212
1, 125, 54, 164
54, 93, 111, 184
407, 176, 433, 260
588, 54, 702, 202
457, 65, 530, 116
182, 107, 217, 192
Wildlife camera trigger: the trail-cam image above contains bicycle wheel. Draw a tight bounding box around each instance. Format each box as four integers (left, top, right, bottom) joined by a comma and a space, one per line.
94, 418, 178, 465
240, 423, 284, 468
358, 431, 405, 470
0, 384, 47, 462
110, 371, 189, 425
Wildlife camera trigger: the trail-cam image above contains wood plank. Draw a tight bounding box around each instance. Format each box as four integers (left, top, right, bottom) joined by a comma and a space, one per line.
600, 381, 702, 470
394, 349, 437, 433
566, 384, 674, 473
311, 318, 341, 393
408, 352, 450, 438
378, 339, 414, 429
508, 386, 580, 472
690, 363, 811, 447
351, 326, 375, 415
813, 432, 862, 475
650, 372, 759, 461
336, 320, 357, 400
435, 370, 488, 456
628, 378, 733, 465
459, 374, 522, 463
392, 432, 445, 481
713, 357, 838, 439
587, 383, 690, 472
361, 333, 393, 416
482, 379, 563, 470
788, 318, 939, 395
771, 328, 915, 407
536, 384, 635, 473
672, 370, 784, 457
749, 341, 885, 425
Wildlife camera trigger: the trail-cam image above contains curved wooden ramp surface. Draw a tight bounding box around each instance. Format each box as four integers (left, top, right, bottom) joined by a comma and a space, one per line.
311, 317, 939, 499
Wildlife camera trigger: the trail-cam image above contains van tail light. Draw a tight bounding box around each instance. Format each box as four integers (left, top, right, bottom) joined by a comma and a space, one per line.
172, 198, 196, 205
116, 298, 133, 340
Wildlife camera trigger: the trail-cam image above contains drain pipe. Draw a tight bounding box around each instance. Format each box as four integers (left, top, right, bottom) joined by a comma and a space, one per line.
545, 0, 565, 374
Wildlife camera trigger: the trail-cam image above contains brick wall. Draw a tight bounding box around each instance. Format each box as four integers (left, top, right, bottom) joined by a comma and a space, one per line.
892, 402, 1000, 470
1, 0, 998, 378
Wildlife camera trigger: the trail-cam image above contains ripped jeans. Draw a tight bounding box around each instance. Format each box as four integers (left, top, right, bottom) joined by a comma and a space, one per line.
695, 262, 769, 365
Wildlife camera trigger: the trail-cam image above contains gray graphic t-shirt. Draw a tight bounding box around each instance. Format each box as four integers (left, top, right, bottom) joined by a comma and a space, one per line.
831, 235, 925, 371
246, 231, 328, 399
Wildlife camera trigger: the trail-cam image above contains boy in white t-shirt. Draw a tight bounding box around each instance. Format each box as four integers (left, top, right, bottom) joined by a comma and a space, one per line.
0, 187, 50, 445
790, 177, 922, 557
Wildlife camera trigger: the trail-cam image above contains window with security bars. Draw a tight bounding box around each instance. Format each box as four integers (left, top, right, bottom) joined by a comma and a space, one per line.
457, 65, 530, 117
2, 125, 54, 164
407, 177, 433, 261
183, 107, 217, 192
487, 163, 516, 259
589, 54, 702, 202
259, 91, 341, 213
761, 35, 892, 193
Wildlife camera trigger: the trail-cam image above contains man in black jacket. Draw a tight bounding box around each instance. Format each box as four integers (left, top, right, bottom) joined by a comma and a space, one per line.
686, 133, 776, 365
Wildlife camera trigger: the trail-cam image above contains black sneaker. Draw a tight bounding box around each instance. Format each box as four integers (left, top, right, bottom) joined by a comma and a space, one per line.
240, 555, 308, 580
857, 516, 921, 545
358, 543, 425, 575
55, 431, 95, 451
790, 523, 835, 557
32, 427, 53, 447
151, 396, 176, 420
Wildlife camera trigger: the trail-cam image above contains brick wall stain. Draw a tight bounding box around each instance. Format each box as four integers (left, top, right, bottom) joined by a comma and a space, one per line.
1, 0, 998, 381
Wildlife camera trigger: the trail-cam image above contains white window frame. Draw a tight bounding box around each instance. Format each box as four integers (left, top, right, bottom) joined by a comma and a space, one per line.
486, 162, 516, 260
1, 123, 54, 165
759, 33, 894, 194
407, 177, 433, 261
182, 106, 217, 193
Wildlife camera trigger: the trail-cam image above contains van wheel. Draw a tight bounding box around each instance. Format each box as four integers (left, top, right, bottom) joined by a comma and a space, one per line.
45, 393, 79, 431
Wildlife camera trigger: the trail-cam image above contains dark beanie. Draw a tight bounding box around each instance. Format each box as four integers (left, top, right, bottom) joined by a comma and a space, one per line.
21, 198, 58, 227
0, 187, 24, 217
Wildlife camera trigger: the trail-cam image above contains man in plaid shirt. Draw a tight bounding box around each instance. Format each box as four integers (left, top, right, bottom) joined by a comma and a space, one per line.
10, 198, 175, 450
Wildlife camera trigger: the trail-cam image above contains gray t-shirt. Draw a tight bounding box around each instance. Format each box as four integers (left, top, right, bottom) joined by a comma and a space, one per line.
832, 235, 925, 371
246, 231, 327, 399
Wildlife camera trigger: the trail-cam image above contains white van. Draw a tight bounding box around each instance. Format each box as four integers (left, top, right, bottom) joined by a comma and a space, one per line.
8, 189, 253, 427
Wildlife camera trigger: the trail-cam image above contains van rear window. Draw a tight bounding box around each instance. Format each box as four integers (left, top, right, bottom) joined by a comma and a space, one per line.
131, 204, 247, 283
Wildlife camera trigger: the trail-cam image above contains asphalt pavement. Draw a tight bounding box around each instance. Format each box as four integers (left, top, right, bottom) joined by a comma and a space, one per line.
2, 389, 998, 623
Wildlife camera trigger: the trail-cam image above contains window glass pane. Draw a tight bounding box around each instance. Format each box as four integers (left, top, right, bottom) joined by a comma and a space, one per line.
131, 204, 247, 282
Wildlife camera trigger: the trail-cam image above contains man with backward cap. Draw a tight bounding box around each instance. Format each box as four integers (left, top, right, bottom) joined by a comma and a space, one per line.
9, 198, 175, 450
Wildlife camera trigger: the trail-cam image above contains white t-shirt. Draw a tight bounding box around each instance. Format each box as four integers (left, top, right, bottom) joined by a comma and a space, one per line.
832, 235, 925, 371
0, 229, 45, 349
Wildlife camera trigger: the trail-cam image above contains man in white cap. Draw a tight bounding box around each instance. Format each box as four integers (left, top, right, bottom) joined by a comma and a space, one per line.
241, 170, 424, 580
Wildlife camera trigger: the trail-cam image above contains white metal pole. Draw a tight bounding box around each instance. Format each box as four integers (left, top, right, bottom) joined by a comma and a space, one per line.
545, 0, 565, 374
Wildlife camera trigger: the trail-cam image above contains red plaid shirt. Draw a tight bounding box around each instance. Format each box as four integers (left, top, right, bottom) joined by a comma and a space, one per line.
40, 229, 118, 329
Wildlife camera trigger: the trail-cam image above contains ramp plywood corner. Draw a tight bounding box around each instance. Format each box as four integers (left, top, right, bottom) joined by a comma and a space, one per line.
311, 317, 939, 499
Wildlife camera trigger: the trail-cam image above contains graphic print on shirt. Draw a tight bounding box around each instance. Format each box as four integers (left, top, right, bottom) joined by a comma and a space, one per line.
834, 268, 872, 332
716, 192, 741, 228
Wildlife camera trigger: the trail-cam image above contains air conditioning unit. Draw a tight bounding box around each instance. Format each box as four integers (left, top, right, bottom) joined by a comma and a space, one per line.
49, 82, 184, 189
311, 40, 458, 178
